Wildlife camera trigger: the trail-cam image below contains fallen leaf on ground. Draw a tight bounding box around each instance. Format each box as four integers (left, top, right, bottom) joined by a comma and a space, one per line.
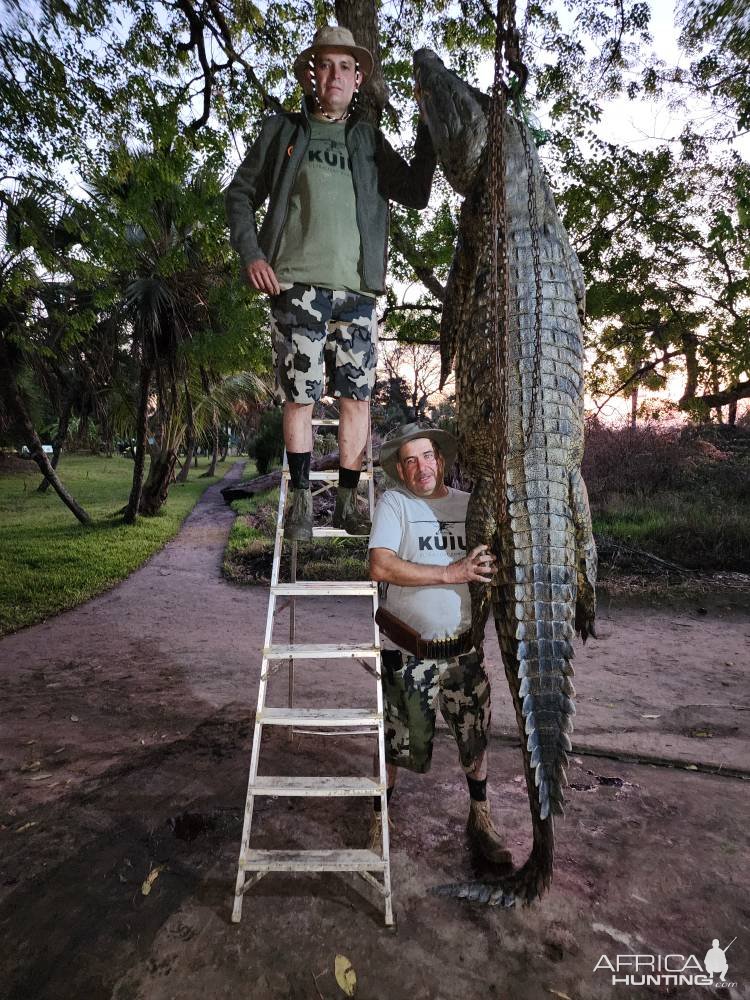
69, 715, 79, 722
20, 760, 42, 772
548, 991, 573, 1000
16, 822, 38, 833
334, 954, 357, 996
685, 764, 698, 770
29, 773, 54, 781
641, 714, 660, 719
141, 864, 165, 895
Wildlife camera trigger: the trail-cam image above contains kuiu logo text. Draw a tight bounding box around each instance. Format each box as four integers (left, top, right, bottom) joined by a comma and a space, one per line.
309, 149, 351, 170
418, 534, 466, 552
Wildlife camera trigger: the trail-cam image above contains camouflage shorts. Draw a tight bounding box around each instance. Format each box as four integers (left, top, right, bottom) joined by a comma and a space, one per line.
269, 283, 377, 405
381, 649, 491, 775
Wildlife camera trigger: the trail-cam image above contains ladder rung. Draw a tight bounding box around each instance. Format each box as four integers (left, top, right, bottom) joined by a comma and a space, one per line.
315, 526, 370, 537
241, 849, 385, 872
271, 581, 375, 596
250, 776, 382, 797
275, 526, 370, 538
259, 708, 380, 726
312, 418, 339, 426
282, 470, 372, 482
264, 643, 379, 659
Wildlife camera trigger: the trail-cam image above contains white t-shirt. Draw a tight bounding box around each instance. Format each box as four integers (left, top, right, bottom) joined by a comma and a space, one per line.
368, 486, 471, 641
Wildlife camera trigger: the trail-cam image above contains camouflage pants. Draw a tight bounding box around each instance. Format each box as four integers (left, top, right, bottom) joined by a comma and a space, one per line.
270, 283, 377, 405
381, 649, 491, 775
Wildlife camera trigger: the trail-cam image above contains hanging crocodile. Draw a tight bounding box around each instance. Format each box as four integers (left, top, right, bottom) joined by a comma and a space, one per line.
412, 47, 597, 906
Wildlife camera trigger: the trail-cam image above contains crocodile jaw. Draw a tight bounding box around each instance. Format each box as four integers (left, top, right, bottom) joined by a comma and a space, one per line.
413, 48, 488, 196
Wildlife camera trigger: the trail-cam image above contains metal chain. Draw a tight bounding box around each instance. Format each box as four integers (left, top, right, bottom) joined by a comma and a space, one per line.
488, 0, 544, 468
488, 0, 511, 527
520, 122, 544, 447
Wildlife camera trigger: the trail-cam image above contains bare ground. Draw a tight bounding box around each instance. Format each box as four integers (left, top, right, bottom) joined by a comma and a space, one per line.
1, 461, 748, 1000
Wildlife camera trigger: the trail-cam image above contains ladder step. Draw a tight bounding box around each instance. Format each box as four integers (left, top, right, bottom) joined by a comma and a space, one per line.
276, 526, 370, 538
241, 849, 385, 872
258, 708, 380, 726
271, 581, 376, 596
251, 776, 382, 797
264, 643, 379, 659
282, 470, 372, 482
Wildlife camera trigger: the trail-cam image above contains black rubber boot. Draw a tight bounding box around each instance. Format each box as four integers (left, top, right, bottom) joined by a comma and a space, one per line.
284, 487, 313, 541
332, 486, 371, 536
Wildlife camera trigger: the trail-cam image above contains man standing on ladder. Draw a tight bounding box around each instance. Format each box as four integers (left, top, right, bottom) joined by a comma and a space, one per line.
225, 25, 436, 539
368, 422, 513, 863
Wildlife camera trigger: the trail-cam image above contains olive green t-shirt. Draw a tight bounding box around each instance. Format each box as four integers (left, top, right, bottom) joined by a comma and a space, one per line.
273, 119, 373, 296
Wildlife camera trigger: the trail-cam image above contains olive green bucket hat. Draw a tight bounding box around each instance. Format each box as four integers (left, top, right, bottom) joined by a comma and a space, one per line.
293, 25, 374, 88
379, 422, 458, 482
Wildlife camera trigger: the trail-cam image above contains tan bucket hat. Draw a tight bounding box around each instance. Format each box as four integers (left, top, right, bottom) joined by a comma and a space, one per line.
293, 25, 374, 88
379, 422, 458, 482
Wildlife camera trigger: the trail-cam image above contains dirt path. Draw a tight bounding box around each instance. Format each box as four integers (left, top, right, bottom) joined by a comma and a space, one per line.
1, 465, 748, 1000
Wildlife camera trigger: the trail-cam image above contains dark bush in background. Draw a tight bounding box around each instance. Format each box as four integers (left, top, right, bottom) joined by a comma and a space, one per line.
583, 420, 750, 573
248, 409, 284, 475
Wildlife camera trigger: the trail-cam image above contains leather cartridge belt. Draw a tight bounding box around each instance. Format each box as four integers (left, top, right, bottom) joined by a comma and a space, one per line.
375, 606, 473, 661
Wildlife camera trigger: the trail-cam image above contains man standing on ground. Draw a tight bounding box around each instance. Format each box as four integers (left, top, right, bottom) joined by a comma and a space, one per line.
368, 422, 512, 864
225, 25, 436, 539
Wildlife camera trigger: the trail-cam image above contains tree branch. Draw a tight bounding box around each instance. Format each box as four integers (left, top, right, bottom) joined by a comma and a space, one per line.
390, 219, 446, 302
592, 348, 682, 416
685, 380, 750, 409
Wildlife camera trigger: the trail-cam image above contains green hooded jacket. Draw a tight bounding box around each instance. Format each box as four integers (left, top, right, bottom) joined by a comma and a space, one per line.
224, 100, 436, 295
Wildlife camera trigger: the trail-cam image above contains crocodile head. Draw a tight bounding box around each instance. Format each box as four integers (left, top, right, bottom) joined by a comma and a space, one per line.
413, 48, 490, 196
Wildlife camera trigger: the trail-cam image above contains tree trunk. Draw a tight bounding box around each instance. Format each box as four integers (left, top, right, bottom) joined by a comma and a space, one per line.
139, 448, 178, 514
200, 409, 219, 477
679, 331, 699, 405
0, 341, 91, 525
175, 381, 195, 484
123, 364, 152, 524
335, 0, 387, 124
630, 385, 638, 429
38, 400, 71, 492
728, 399, 738, 427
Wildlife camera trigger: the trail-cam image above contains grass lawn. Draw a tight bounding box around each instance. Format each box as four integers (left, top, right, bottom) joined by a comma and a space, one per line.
0, 453, 248, 636
592, 493, 750, 573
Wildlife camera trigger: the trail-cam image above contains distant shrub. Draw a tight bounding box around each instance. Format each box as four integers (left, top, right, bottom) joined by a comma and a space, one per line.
248, 409, 284, 474
584, 420, 750, 572
582, 419, 733, 503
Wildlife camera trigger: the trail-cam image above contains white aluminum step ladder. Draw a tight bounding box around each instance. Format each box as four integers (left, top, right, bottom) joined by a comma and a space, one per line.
232, 417, 393, 926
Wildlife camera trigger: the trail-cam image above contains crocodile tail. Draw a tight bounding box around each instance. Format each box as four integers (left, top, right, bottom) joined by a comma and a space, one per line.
501, 456, 577, 823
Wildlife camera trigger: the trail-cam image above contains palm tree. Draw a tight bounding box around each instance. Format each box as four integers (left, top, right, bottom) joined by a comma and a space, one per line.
85, 134, 269, 520
0, 192, 92, 524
